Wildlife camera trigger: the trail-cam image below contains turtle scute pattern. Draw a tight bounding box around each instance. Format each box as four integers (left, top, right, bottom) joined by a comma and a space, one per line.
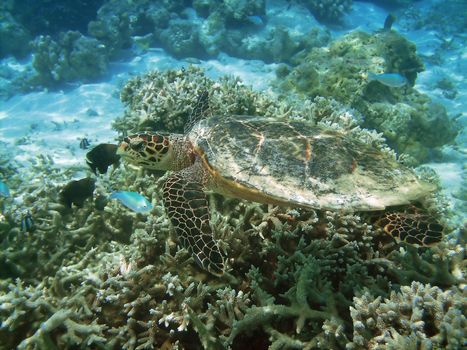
376, 212, 443, 246
162, 162, 225, 275
191, 115, 430, 211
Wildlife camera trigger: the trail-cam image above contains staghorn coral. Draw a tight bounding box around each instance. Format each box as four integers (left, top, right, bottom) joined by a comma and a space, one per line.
349, 281, 466, 349
1, 69, 464, 349
113, 66, 293, 134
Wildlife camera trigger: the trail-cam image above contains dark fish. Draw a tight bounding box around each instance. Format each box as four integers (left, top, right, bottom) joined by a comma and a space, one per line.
60, 177, 95, 208
20, 211, 35, 233
86, 144, 120, 175
80, 138, 91, 149
94, 194, 108, 211
383, 14, 396, 31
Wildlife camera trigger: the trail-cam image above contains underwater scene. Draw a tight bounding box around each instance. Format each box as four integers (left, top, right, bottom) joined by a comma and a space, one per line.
0, 0, 465, 349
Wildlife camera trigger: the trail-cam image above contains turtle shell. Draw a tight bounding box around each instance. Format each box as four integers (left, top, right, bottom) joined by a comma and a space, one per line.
189, 115, 434, 211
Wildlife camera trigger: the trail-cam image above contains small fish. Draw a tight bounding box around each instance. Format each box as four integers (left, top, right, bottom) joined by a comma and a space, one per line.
368, 72, 408, 88
85, 108, 99, 117
80, 138, 91, 150
110, 191, 153, 213
94, 194, 108, 211
383, 14, 396, 31
20, 211, 35, 233
86, 144, 120, 175
0, 181, 10, 197
247, 15, 264, 26
60, 178, 96, 208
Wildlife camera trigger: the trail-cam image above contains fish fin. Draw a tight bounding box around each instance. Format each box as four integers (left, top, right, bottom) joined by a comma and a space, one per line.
367, 72, 377, 82
109, 192, 120, 200
86, 161, 98, 175
97, 165, 108, 174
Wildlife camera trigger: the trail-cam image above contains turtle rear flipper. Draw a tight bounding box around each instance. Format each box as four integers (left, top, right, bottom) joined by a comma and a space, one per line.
163, 161, 225, 275
376, 212, 443, 246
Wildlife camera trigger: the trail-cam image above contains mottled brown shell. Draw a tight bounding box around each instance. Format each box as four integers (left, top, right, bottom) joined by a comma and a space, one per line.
189, 115, 434, 211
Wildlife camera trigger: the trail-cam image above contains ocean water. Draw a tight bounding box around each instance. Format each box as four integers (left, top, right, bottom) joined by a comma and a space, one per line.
0, 1, 465, 349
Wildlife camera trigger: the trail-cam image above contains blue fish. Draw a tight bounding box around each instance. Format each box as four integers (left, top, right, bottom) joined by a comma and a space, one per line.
247, 15, 264, 26
368, 72, 408, 88
0, 181, 10, 197
110, 191, 153, 213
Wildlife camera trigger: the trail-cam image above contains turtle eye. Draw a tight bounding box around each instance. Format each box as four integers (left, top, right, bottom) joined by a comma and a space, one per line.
130, 140, 145, 152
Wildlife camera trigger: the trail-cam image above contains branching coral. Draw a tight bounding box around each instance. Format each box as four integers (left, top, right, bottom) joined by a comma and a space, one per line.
1, 68, 464, 350
113, 65, 292, 134
349, 281, 466, 349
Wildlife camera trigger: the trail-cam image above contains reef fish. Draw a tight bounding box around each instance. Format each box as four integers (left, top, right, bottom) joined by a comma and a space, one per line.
80, 138, 91, 149
60, 178, 96, 208
110, 191, 153, 213
20, 211, 35, 233
247, 15, 264, 26
86, 144, 120, 175
368, 72, 408, 88
0, 181, 10, 197
383, 14, 396, 31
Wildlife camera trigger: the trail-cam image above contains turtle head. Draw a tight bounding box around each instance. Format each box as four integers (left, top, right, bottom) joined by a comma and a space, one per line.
118, 133, 178, 170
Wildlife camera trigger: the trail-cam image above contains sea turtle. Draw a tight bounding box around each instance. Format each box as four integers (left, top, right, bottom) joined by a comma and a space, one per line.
117, 115, 443, 275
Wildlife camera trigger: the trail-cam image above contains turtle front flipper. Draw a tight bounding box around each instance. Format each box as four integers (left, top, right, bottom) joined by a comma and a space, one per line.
376, 212, 443, 246
163, 161, 225, 275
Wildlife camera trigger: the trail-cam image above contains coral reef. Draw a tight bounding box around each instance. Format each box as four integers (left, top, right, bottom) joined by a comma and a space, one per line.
0, 3, 31, 59
113, 66, 290, 134
31, 31, 109, 86
223, 26, 331, 64
1, 68, 464, 349
360, 0, 415, 9
0, 57, 35, 100
349, 281, 466, 349
11, 0, 104, 36
1, 0, 331, 87
276, 30, 458, 164
300, 0, 352, 23
401, 0, 467, 36
159, 20, 203, 58
87, 1, 132, 57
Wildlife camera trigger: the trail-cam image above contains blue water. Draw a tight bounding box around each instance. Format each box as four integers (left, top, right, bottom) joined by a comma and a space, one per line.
0, 1, 465, 349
